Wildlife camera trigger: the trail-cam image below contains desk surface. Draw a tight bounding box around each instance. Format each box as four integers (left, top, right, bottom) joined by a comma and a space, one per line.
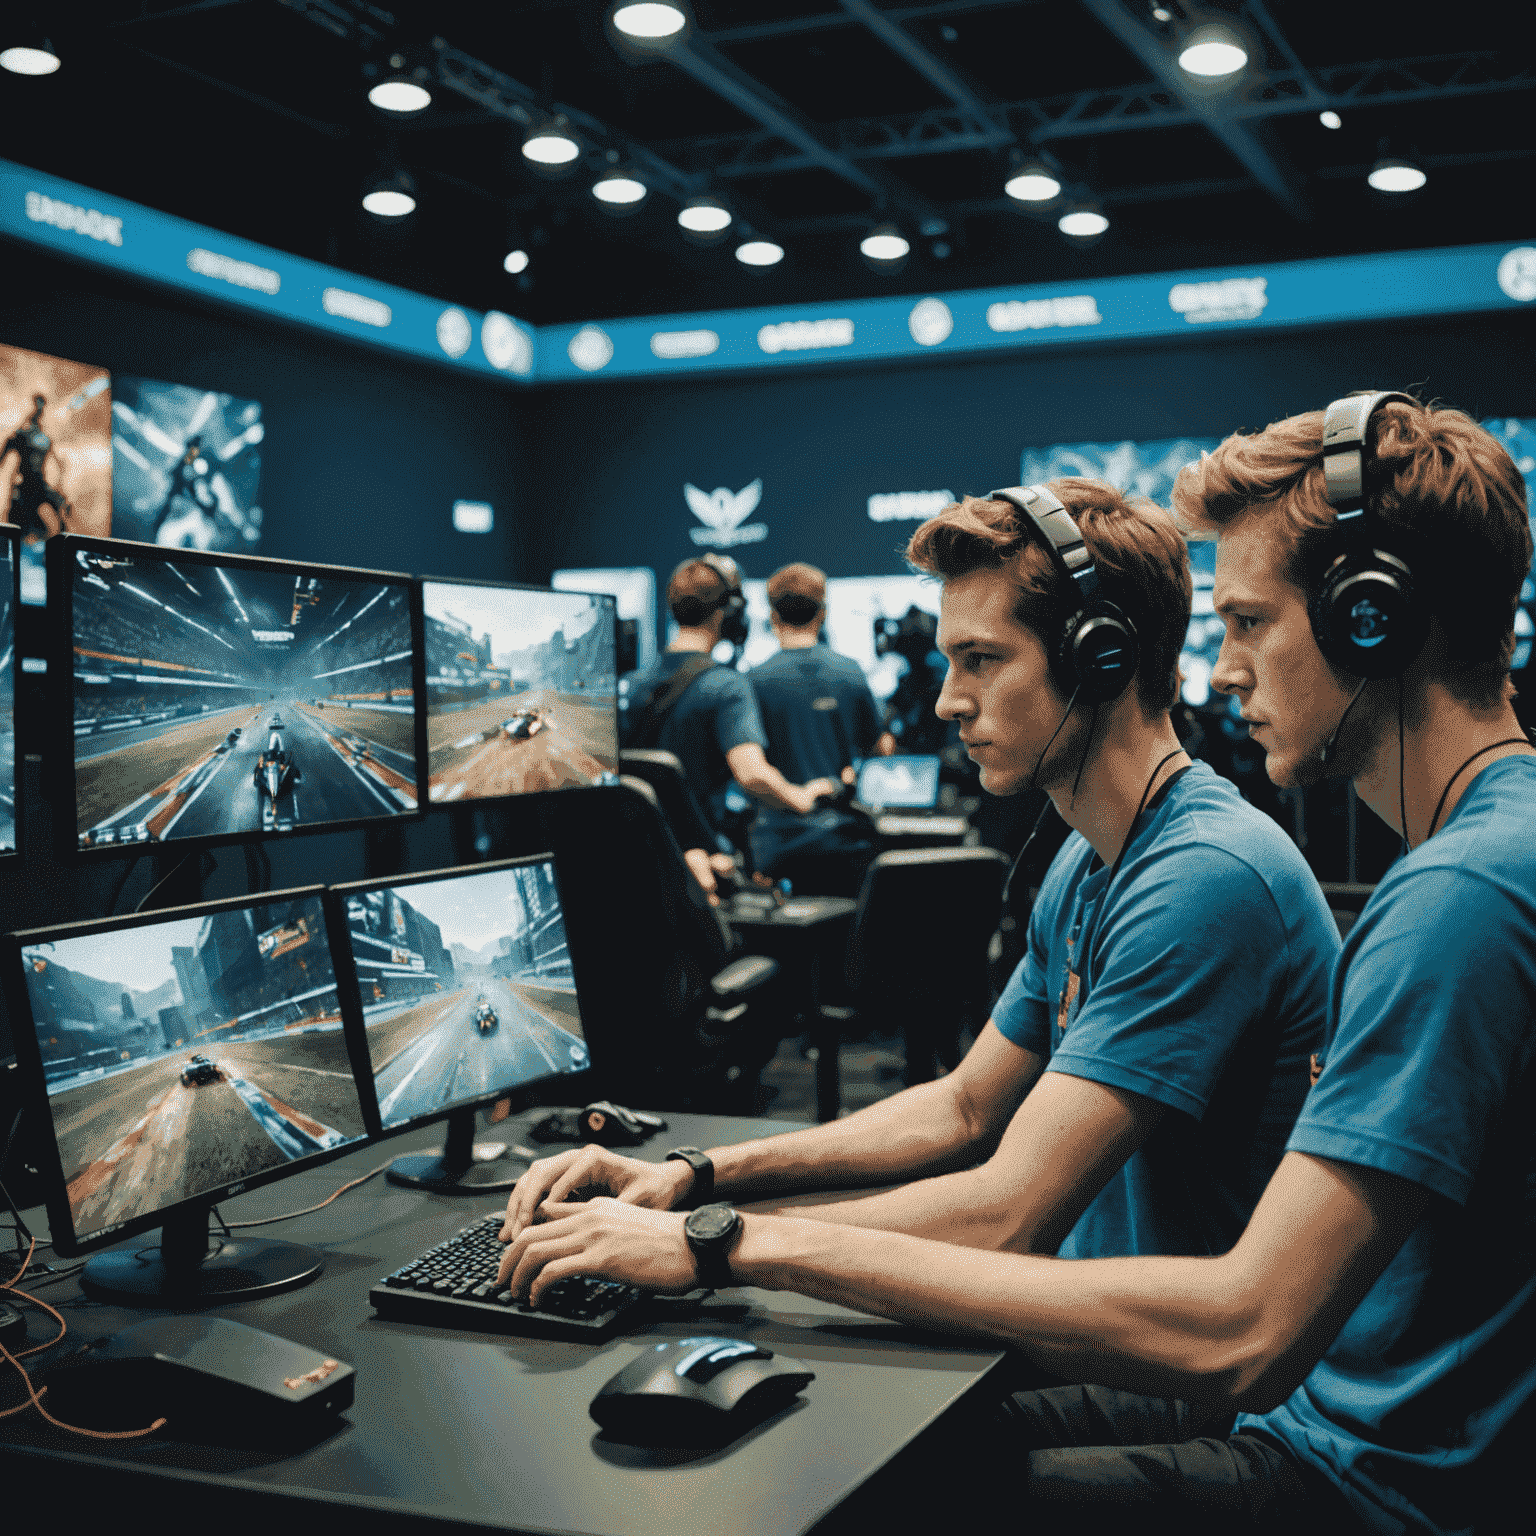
2, 1111, 1004, 1536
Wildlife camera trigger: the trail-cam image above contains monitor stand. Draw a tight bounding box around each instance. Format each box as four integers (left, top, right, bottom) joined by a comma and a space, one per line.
386, 1106, 520, 1194
80, 1202, 324, 1307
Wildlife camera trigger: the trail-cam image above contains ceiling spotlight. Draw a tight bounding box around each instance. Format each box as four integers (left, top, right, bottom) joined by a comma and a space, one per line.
1368, 156, 1427, 193
1058, 206, 1109, 241
362, 168, 416, 218
1178, 25, 1248, 79
1006, 166, 1062, 204
612, 3, 687, 39
679, 198, 732, 236
1, 38, 60, 75
523, 125, 581, 168
369, 78, 431, 113
736, 239, 784, 268
593, 172, 648, 207
504, 249, 530, 275
860, 225, 910, 268
1320, 110, 1342, 130
1151, 5, 1173, 20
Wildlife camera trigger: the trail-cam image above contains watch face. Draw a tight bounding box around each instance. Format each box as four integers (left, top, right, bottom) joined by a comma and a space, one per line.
687, 1204, 737, 1242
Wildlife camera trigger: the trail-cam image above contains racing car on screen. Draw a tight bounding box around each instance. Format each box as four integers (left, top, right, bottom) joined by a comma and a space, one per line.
254, 734, 302, 831
180, 1054, 220, 1087
474, 998, 498, 1034
501, 709, 547, 741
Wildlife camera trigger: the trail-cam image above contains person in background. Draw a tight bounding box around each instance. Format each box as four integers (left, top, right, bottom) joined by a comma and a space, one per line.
747, 561, 893, 894
621, 554, 835, 902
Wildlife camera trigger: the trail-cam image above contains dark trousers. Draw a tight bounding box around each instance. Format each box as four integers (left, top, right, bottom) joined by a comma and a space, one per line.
996, 1384, 1365, 1534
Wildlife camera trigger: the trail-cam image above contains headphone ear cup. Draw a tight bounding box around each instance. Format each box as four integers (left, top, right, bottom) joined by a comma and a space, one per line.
1309, 549, 1428, 679
1060, 604, 1139, 704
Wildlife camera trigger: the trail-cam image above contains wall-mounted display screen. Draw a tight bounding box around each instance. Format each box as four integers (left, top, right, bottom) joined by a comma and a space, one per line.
1, 341, 113, 605
15, 890, 366, 1247
62, 537, 421, 851
111, 375, 264, 553
422, 579, 617, 804
338, 858, 587, 1131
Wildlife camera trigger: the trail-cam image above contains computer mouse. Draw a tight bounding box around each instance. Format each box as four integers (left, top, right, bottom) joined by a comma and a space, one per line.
590, 1335, 814, 1447
39, 1316, 355, 1440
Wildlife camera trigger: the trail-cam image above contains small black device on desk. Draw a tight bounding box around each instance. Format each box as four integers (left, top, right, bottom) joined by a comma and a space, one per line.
39, 1317, 355, 1440
370, 1212, 643, 1337
590, 1336, 815, 1448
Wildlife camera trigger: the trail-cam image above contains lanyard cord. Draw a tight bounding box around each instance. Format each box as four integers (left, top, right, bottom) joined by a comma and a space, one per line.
1075, 746, 1190, 995
1423, 735, 1533, 842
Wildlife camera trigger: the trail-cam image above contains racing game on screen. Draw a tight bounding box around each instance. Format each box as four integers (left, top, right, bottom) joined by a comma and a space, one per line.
422, 581, 617, 803
72, 547, 418, 848
346, 861, 588, 1129
21, 895, 367, 1242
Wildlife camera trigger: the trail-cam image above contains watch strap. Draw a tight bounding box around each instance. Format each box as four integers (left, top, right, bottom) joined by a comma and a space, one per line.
685, 1204, 742, 1291
665, 1146, 714, 1207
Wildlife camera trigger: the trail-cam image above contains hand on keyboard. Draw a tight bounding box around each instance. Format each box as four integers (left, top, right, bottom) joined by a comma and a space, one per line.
500, 1146, 695, 1244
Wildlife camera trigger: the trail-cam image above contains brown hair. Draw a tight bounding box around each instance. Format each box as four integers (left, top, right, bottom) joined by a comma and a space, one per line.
905, 477, 1192, 712
666, 556, 737, 626
1172, 397, 1532, 706
767, 562, 827, 626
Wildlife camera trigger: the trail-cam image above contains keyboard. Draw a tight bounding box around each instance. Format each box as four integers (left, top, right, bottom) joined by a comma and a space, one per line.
369, 1214, 644, 1337
875, 813, 969, 838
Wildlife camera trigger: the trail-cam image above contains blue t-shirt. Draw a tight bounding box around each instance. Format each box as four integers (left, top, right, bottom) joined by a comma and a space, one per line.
620, 652, 766, 830
750, 645, 884, 784
1240, 755, 1536, 1536
993, 760, 1337, 1259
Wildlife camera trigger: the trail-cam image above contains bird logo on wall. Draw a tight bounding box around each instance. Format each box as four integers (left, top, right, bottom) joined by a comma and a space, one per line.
684, 478, 768, 548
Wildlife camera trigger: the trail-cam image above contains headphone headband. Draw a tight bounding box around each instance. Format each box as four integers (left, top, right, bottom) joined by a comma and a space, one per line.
990, 483, 1101, 603
1321, 391, 1417, 519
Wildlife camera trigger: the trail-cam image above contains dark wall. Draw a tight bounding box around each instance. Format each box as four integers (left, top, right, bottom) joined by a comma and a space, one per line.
523, 308, 1536, 618
3, 245, 534, 583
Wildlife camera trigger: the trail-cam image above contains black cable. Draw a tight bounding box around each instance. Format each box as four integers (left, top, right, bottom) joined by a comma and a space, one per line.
1068, 702, 1100, 809
1318, 677, 1369, 770
135, 850, 211, 913
996, 685, 1082, 908
1397, 678, 1407, 854
105, 855, 144, 917
1425, 735, 1534, 842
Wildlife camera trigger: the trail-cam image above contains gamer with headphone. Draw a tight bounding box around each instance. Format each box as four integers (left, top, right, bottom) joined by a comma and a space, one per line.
505, 398, 1531, 1533
621, 555, 837, 889
498, 480, 1344, 1431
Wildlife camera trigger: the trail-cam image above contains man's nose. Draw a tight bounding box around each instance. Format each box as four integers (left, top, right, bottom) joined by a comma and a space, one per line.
1210, 636, 1246, 696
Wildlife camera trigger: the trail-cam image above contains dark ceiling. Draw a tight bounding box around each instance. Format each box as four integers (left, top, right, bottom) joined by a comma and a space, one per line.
5, 1, 1533, 326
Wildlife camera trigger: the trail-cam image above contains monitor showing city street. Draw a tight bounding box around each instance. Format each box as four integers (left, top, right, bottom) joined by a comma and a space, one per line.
422, 580, 617, 803
20, 894, 367, 1244
341, 860, 588, 1130
69, 541, 419, 849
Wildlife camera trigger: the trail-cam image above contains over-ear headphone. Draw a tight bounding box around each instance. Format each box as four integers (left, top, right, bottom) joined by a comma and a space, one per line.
989, 483, 1139, 704
672, 552, 750, 646
1307, 391, 1429, 679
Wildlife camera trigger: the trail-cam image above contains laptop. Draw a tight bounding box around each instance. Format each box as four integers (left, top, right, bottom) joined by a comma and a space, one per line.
855, 755, 968, 839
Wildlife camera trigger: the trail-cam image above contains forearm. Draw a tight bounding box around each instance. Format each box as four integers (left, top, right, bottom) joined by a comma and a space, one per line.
733, 759, 812, 814
707, 1077, 985, 1201
731, 1215, 1268, 1409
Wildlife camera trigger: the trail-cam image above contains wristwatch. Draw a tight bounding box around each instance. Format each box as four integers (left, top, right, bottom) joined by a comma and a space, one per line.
684, 1202, 743, 1291
664, 1146, 714, 1207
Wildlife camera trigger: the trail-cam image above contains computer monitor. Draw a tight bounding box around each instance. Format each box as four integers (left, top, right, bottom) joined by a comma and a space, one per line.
52, 534, 425, 855
329, 855, 592, 1193
421, 578, 618, 805
1, 523, 17, 855
856, 754, 942, 810
2, 886, 370, 1305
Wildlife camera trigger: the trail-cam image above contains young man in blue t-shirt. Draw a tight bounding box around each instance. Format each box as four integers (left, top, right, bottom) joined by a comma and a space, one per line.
496, 482, 1339, 1390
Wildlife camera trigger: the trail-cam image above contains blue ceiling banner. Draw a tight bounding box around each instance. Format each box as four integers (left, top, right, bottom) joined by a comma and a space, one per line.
0, 159, 536, 385
4, 158, 1533, 388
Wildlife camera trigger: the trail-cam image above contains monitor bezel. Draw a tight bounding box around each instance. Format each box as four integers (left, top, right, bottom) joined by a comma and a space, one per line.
419, 573, 619, 810
2, 883, 376, 1258
49, 533, 429, 859
0, 523, 19, 859
326, 852, 595, 1140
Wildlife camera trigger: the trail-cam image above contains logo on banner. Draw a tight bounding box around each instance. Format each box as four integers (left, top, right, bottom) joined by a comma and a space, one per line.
1497, 248, 1536, 303
685, 479, 768, 547
1168, 277, 1268, 324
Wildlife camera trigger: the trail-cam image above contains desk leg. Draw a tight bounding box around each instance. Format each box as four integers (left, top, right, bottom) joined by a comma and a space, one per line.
809, 948, 842, 1123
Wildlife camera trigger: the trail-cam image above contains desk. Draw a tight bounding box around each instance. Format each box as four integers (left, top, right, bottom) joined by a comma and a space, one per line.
1, 1111, 1005, 1536
723, 897, 856, 1123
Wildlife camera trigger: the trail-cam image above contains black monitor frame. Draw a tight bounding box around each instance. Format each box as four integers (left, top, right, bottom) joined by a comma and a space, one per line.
419, 574, 619, 811
0, 523, 18, 858
49, 533, 428, 860
2, 884, 375, 1270
327, 854, 595, 1192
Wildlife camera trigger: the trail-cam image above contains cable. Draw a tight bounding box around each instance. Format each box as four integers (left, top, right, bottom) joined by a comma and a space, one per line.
997, 685, 1082, 909
1397, 678, 1407, 854
105, 855, 144, 917
1425, 735, 1533, 842
1318, 676, 1369, 770
1068, 702, 1100, 808
221, 1156, 398, 1229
